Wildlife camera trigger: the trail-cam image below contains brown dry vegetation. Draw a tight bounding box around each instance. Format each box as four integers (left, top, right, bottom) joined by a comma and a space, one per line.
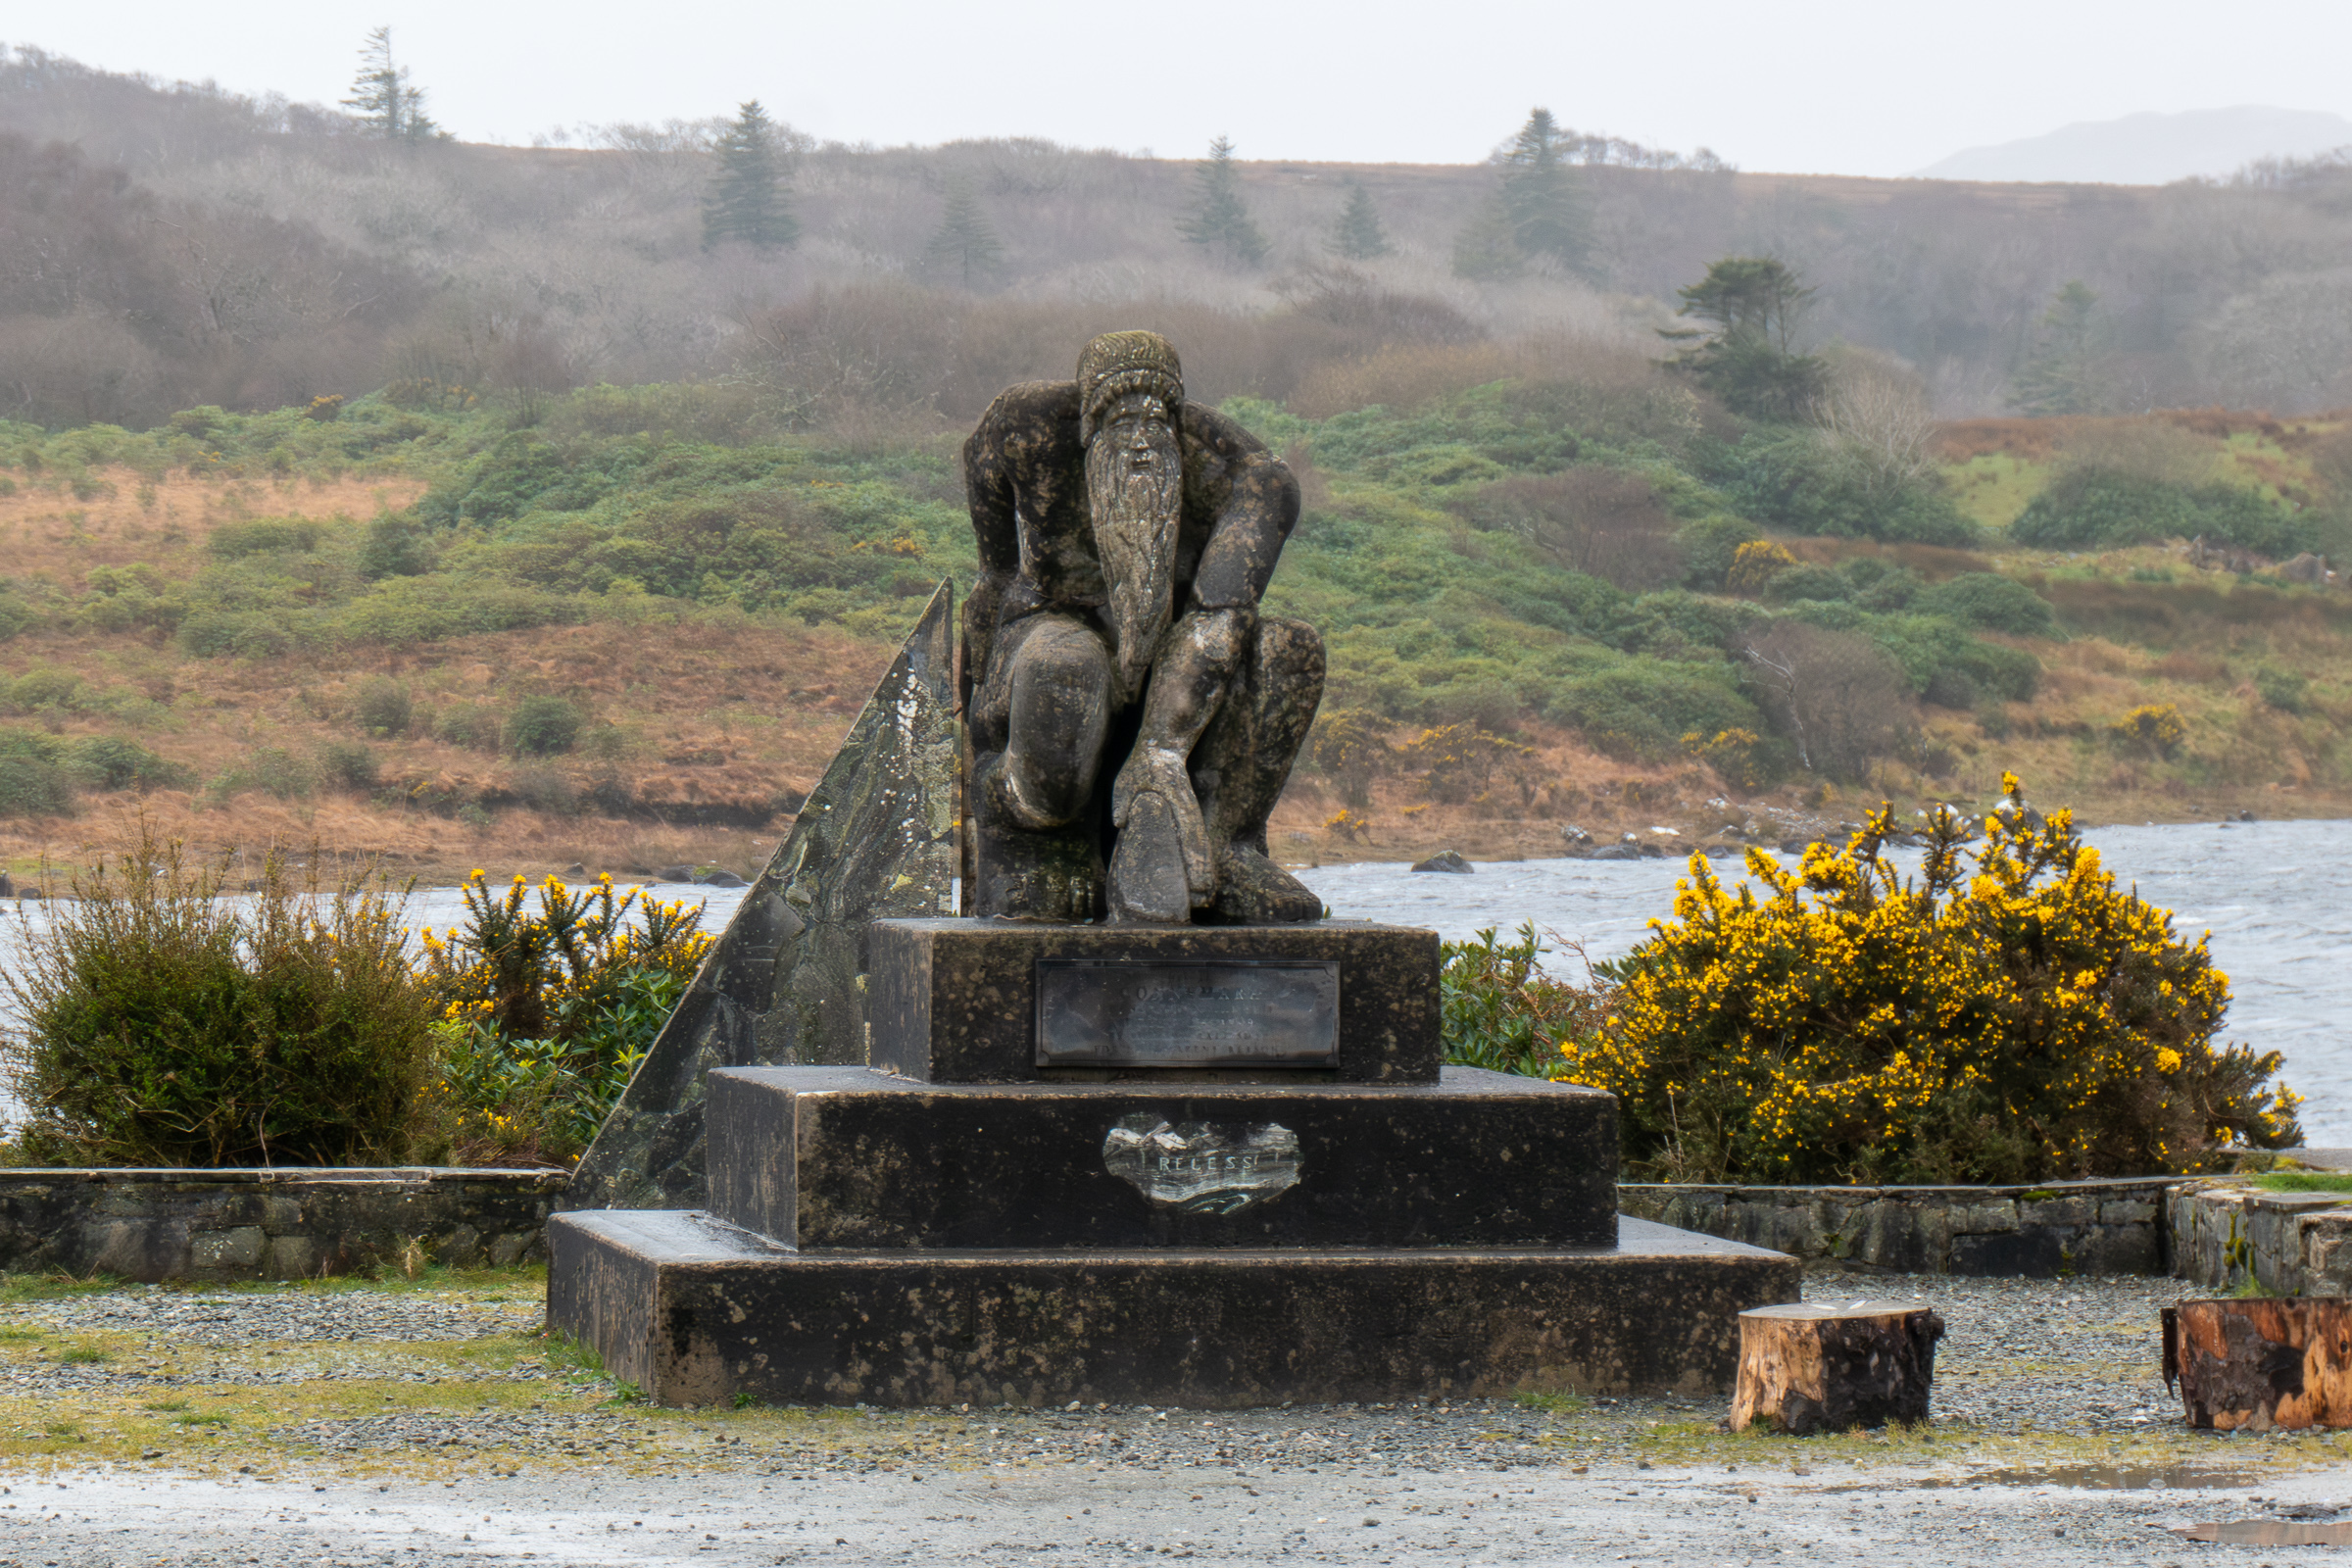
0, 466, 890, 886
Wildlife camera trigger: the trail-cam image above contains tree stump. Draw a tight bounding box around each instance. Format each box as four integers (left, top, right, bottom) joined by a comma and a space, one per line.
2162, 1298, 2352, 1430
1730, 1299, 1945, 1435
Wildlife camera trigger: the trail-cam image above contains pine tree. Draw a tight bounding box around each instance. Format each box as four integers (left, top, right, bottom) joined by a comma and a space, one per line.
1177, 136, 1268, 268
1658, 256, 1828, 420
2009, 280, 2106, 416
1498, 108, 1592, 272
703, 101, 800, 251
342, 26, 441, 142
1326, 180, 1392, 261
926, 175, 1004, 288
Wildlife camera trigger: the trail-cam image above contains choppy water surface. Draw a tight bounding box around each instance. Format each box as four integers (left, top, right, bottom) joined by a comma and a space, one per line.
1298, 819, 2352, 1142
0, 820, 2344, 1139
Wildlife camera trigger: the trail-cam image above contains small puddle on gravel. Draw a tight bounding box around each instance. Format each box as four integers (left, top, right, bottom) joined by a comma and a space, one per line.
1951, 1463, 2260, 1491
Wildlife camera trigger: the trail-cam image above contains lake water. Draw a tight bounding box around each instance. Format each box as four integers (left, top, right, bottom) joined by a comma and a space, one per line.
2, 819, 2345, 1140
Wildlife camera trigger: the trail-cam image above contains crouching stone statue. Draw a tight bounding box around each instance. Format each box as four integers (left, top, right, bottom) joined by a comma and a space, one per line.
961, 330, 1325, 924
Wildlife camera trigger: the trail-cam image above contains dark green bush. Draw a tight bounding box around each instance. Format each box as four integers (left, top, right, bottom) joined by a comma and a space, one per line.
353, 678, 414, 737
356, 513, 434, 579
2257, 666, 2310, 712
207, 517, 322, 559
1763, 564, 1851, 604
1672, 515, 1767, 588
6, 667, 80, 712
1545, 662, 1763, 760
501, 767, 578, 815
1701, 433, 1982, 546
2009, 467, 2307, 557
63, 737, 195, 793
0, 591, 36, 641
505, 696, 584, 757
315, 741, 379, 792
4, 835, 436, 1166
0, 746, 72, 817
436, 703, 505, 752
1911, 572, 2061, 637
1442, 924, 1608, 1079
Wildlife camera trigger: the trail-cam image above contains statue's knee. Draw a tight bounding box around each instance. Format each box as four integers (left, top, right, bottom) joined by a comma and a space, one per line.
1002, 621, 1111, 824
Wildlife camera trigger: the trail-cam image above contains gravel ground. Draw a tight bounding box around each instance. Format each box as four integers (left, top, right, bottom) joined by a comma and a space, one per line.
0, 1268, 2341, 1565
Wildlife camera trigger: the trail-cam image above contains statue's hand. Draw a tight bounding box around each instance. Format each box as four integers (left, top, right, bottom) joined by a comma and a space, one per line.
1110, 742, 1213, 901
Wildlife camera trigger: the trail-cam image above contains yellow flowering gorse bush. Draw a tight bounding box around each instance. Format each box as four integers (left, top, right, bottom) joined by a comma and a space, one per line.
418, 869, 712, 1165
1558, 774, 2299, 1184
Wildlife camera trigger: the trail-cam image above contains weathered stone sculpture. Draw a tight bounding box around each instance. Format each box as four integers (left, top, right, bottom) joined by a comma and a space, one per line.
961, 330, 1325, 924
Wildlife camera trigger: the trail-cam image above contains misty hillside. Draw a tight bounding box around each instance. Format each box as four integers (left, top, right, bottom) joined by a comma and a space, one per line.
1917, 106, 2352, 186
6, 44, 2352, 432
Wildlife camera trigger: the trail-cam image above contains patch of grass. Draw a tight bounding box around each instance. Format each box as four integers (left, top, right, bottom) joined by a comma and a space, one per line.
57, 1345, 108, 1364
541, 1327, 605, 1377
0, 1272, 125, 1301
140, 1398, 189, 1412
205, 1263, 547, 1297
170, 1411, 232, 1428
1513, 1391, 1591, 1414
0, 1325, 42, 1342
2255, 1172, 2352, 1193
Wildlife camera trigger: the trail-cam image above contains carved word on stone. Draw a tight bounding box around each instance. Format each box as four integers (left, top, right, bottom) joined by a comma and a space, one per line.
1102, 1116, 1301, 1214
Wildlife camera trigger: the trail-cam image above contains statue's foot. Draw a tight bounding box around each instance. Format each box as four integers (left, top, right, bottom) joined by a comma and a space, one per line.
1107, 794, 1194, 924
1204, 846, 1324, 925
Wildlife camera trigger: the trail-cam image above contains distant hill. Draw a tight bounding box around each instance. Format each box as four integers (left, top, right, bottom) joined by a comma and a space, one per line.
1916, 106, 2352, 185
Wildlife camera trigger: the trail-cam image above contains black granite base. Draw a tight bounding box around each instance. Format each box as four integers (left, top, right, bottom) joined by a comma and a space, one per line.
546, 1209, 1798, 1407
705, 1065, 1617, 1250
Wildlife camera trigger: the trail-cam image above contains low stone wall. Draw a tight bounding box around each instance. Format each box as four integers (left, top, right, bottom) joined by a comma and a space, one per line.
2168, 1182, 2352, 1296
1618, 1178, 2173, 1277
0, 1168, 570, 1284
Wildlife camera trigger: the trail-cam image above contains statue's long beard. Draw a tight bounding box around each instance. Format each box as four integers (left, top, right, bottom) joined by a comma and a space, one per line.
1087, 432, 1182, 707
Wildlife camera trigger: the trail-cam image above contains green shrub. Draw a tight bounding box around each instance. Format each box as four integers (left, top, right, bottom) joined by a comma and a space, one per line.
2256, 666, 2309, 713
354, 678, 414, 738
436, 703, 505, 752
315, 741, 379, 792
1672, 516, 1766, 588
355, 514, 433, 579
0, 754, 72, 817
1762, 564, 1851, 604
62, 738, 195, 793
209, 747, 317, 803
1545, 663, 1763, 760
207, 518, 322, 559
6, 668, 79, 712
0, 591, 37, 641
3, 834, 436, 1166
1701, 432, 1981, 546
505, 696, 583, 757
1442, 925, 1608, 1079
2009, 467, 2307, 556
1910, 572, 2060, 637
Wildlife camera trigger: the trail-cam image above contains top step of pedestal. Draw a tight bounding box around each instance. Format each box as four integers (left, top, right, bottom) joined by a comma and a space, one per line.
868, 918, 1442, 1084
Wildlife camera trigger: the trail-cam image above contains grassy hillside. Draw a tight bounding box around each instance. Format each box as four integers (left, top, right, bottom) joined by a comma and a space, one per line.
3, 373, 2349, 888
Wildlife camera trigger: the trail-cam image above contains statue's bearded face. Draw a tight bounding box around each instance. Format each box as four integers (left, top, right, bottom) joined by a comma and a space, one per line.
1085, 391, 1182, 705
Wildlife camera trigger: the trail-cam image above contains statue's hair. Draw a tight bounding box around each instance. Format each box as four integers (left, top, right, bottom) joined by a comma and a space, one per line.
1077, 330, 1183, 445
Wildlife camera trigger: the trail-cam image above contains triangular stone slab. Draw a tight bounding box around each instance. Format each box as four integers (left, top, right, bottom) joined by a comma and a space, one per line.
569, 583, 958, 1209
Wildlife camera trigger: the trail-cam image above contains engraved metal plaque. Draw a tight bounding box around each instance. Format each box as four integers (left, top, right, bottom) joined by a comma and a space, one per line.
1102, 1115, 1302, 1214
1035, 959, 1340, 1068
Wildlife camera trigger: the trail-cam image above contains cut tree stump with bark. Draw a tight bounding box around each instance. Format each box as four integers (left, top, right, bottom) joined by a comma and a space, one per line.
1730, 1299, 1945, 1435
2163, 1298, 2352, 1430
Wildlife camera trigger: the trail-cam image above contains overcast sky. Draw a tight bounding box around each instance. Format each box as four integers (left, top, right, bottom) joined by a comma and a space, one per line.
15, 0, 2352, 176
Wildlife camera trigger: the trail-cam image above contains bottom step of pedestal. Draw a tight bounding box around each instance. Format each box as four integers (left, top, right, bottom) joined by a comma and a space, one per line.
547, 1210, 1798, 1408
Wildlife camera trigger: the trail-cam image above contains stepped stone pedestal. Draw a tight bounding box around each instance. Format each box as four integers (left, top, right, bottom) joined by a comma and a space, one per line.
547, 919, 1795, 1407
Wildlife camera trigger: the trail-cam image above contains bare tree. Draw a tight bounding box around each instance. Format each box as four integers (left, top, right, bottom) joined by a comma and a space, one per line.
1741, 622, 1913, 782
